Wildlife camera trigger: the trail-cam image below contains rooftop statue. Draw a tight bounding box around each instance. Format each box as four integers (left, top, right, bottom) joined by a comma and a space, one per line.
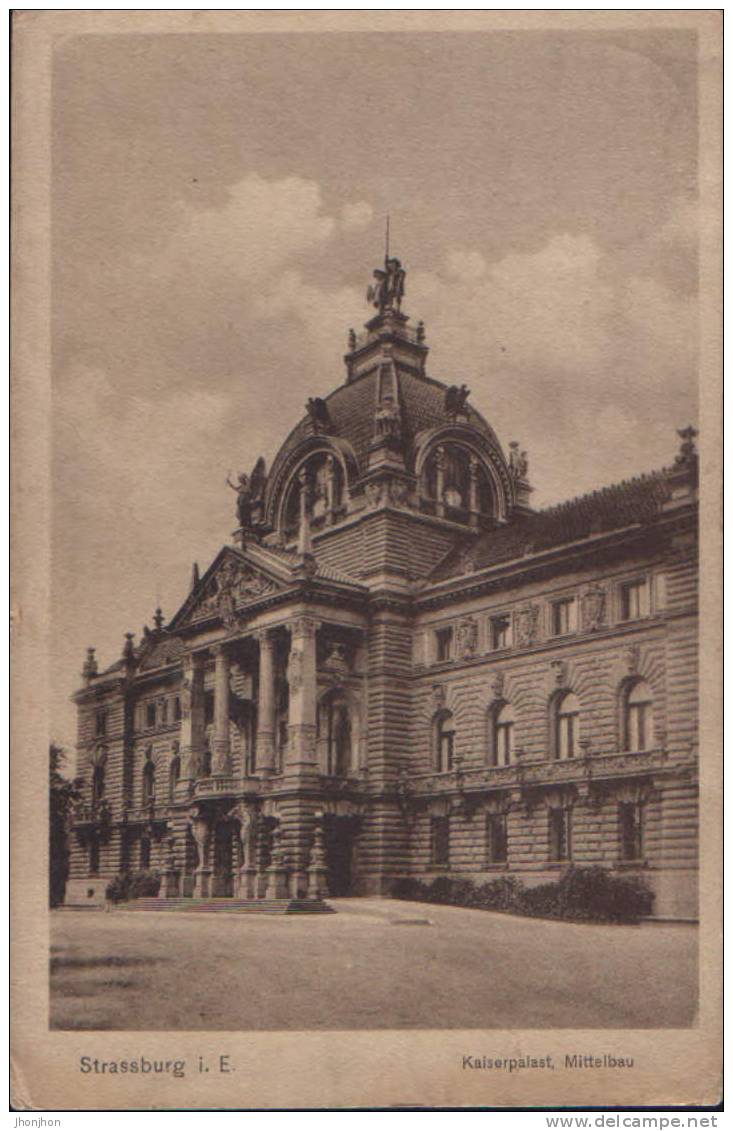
226, 456, 266, 528
367, 256, 406, 313
444, 383, 471, 418
305, 396, 332, 433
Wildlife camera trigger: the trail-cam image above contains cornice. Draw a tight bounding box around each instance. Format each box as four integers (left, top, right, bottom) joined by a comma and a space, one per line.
417, 511, 697, 611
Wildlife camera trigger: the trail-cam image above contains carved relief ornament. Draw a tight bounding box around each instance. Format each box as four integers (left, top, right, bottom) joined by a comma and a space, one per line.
580, 584, 607, 632
513, 603, 540, 648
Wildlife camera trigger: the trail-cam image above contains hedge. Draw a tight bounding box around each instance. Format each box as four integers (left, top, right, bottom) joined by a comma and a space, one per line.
391, 866, 653, 923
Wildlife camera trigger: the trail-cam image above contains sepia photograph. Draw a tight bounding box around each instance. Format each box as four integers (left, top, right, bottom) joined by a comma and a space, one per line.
12, 9, 721, 1111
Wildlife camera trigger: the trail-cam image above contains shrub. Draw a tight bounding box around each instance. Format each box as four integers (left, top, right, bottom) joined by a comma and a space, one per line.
391, 877, 429, 901
390, 866, 653, 924
105, 869, 161, 903
105, 873, 130, 903
127, 869, 161, 899
425, 876, 455, 904
473, 875, 524, 911
558, 866, 653, 923
516, 882, 561, 919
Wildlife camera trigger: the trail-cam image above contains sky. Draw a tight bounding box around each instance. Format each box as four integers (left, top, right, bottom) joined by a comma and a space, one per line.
51, 29, 699, 750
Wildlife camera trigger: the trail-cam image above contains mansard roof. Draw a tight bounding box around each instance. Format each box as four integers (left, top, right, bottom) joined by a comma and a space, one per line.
429, 469, 675, 582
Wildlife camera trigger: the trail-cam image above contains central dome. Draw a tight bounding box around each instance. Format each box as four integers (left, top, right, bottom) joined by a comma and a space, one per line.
236, 255, 529, 546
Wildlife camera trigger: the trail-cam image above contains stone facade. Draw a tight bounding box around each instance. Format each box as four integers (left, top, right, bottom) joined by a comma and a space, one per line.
66, 257, 699, 919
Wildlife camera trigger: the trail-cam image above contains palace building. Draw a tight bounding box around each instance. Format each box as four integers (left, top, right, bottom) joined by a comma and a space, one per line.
67, 254, 699, 918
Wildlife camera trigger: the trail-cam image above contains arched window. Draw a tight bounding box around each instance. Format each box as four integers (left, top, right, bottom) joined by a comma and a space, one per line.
422, 444, 494, 522
91, 762, 105, 805
142, 752, 156, 804
282, 453, 344, 537
318, 692, 353, 776
492, 702, 515, 767
169, 749, 180, 801
434, 710, 455, 772
624, 680, 653, 752
555, 692, 580, 760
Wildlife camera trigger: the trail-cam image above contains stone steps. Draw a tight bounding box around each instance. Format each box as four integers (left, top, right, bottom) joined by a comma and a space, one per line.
115, 897, 335, 915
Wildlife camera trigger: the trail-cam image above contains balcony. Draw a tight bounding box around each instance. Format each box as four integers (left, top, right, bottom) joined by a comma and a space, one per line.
192, 775, 241, 800
72, 800, 112, 828
408, 748, 674, 800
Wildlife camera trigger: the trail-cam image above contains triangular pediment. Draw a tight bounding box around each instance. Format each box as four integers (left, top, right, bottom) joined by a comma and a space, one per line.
170, 547, 289, 630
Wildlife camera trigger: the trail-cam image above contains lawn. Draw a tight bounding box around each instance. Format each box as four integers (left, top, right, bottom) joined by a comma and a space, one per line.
50, 898, 697, 1031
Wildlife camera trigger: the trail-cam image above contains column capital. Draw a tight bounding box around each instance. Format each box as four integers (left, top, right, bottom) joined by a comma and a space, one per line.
210, 641, 230, 658
254, 627, 277, 648
287, 615, 322, 639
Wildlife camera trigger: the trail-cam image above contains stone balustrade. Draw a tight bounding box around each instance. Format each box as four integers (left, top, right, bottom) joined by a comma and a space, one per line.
408, 748, 676, 799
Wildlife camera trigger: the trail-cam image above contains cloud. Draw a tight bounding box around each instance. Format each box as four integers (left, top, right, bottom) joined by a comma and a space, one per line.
341, 201, 374, 229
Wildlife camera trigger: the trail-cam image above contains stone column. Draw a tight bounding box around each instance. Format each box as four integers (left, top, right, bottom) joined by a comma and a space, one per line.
178, 653, 205, 790
286, 615, 319, 774
255, 630, 276, 776
468, 454, 480, 528
324, 455, 336, 525
265, 825, 289, 900
211, 644, 231, 775
435, 445, 446, 518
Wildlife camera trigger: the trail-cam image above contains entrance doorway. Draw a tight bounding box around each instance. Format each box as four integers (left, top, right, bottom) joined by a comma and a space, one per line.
212, 821, 235, 897
323, 815, 360, 896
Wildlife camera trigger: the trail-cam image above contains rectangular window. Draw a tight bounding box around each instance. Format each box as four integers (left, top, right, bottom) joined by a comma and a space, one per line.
145, 702, 157, 729
160, 699, 168, 725
435, 627, 453, 662
549, 807, 572, 862
173, 696, 182, 721
621, 579, 649, 621
490, 614, 512, 651
204, 689, 215, 726
431, 816, 450, 866
89, 840, 100, 876
95, 709, 107, 737
552, 598, 577, 636
486, 813, 508, 864
619, 802, 644, 861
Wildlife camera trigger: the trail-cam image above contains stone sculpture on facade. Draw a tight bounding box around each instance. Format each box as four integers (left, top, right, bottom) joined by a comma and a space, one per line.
305, 397, 332, 433
513, 603, 540, 648
226, 457, 266, 529
444, 383, 471, 419
456, 617, 478, 658
580, 584, 607, 632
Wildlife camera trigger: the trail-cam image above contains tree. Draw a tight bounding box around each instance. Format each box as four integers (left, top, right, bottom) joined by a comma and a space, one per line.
49, 743, 81, 907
